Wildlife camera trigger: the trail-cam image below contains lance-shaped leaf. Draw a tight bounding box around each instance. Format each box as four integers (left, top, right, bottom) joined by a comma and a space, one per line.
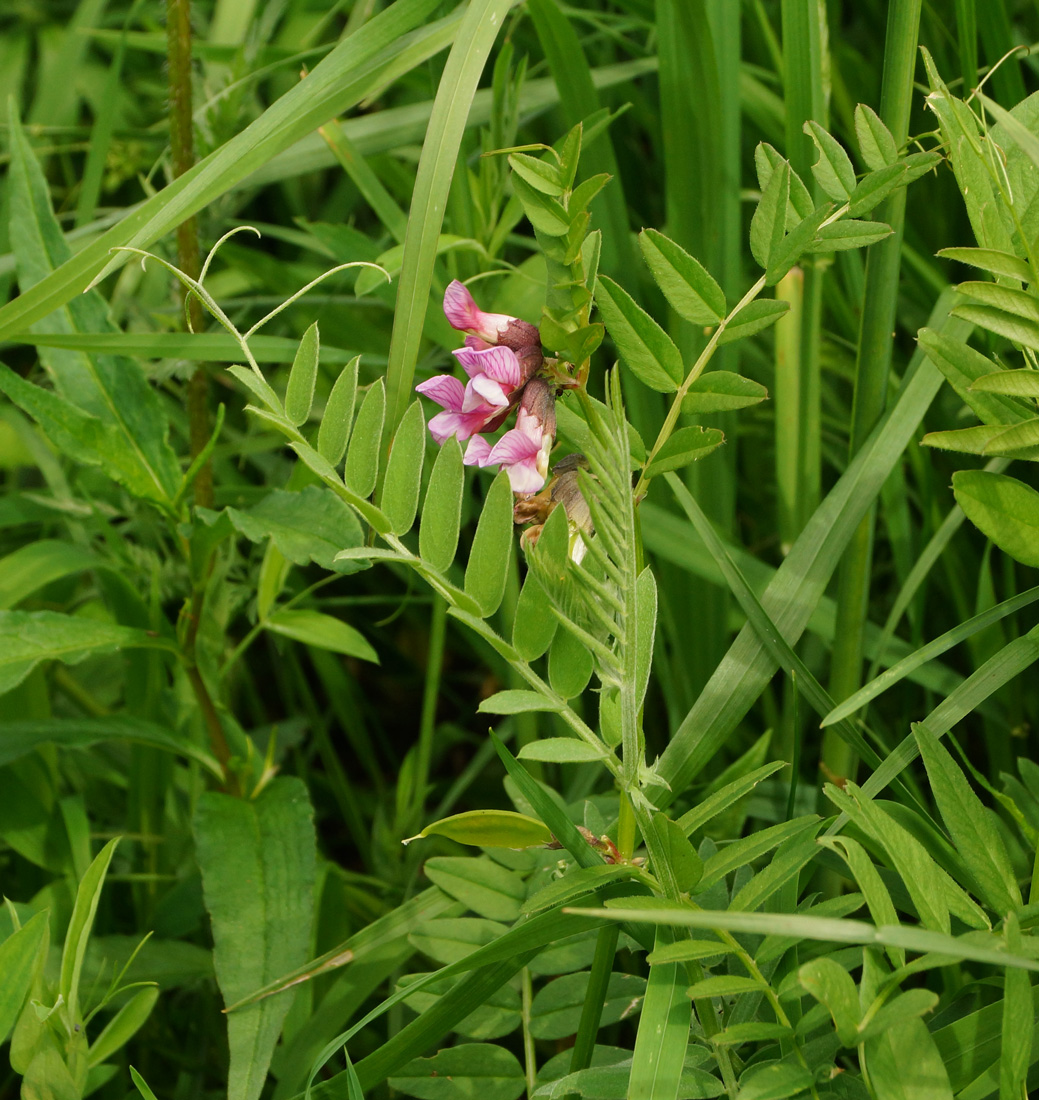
344, 379, 386, 498
265, 608, 378, 663
750, 159, 789, 269
317, 355, 360, 466
403, 810, 553, 849
638, 229, 725, 325
195, 778, 316, 1100
681, 371, 768, 415
419, 435, 464, 574
855, 103, 898, 169
594, 277, 683, 392
805, 120, 857, 201
285, 323, 319, 427
381, 399, 426, 535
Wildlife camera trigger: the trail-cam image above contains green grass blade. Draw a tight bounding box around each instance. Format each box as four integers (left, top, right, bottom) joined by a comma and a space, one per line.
823, 586, 1039, 726
382, 0, 519, 440
825, 0, 924, 780
854, 623, 1039, 805
628, 925, 691, 1100
651, 303, 959, 805
0, 0, 447, 338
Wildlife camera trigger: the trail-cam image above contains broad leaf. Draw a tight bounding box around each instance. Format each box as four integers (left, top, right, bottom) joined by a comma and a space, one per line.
195, 778, 316, 1100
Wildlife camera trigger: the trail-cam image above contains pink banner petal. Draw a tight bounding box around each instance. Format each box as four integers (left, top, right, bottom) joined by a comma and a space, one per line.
443, 280, 482, 332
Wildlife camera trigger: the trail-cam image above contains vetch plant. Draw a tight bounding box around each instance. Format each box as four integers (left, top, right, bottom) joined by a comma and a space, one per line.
3, 6, 1039, 1100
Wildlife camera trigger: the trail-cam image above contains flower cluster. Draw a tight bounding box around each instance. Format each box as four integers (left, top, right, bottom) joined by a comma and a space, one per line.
416, 281, 555, 495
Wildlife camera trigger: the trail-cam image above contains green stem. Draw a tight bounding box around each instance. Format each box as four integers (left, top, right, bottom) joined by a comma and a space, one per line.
414, 595, 447, 831
166, 0, 212, 509
521, 966, 537, 1099
566, 924, 620, 1090
825, 0, 922, 785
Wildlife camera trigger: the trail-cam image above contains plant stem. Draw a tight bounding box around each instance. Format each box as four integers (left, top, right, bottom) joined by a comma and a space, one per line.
825, 0, 922, 785
414, 595, 447, 831
167, 0, 212, 509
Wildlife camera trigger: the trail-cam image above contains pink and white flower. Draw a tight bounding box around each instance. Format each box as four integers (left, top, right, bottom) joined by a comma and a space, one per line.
476, 379, 556, 495
443, 280, 542, 355
414, 375, 503, 445
416, 344, 532, 447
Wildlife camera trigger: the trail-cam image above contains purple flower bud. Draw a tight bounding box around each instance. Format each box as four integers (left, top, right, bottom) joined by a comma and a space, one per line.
443, 280, 542, 358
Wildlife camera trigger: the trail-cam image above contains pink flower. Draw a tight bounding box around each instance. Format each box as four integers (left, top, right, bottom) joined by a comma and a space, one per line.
478, 379, 556, 495
444, 280, 542, 356
414, 374, 504, 444
417, 345, 536, 447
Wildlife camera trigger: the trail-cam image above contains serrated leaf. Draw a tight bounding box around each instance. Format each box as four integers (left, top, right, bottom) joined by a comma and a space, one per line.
285, 322, 319, 426
953, 470, 1039, 568
718, 299, 789, 346
265, 608, 378, 663
644, 427, 724, 477
680, 371, 768, 415
639, 229, 726, 325
937, 247, 1032, 283
344, 379, 385, 498
805, 120, 857, 201
754, 143, 813, 225
419, 436, 464, 573
750, 160, 789, 269
765, 202, 833, 284
382, 400, 425, 535
317, 354, 359, 466
595, 276, 684, 392
848, 162, 907, 217
855, 103, 898, 169
518, 738, 608, 763
464, 471, 514, 616
406, 810, 553, 850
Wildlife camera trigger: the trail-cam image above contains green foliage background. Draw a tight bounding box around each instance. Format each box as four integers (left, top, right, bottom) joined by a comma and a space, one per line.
1, 1, 1039, 1099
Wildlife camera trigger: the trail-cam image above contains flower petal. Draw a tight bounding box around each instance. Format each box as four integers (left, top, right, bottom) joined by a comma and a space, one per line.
443, 280, 483, 332
504, 458, 546, 494
467, 374, 510, 410
464, 435, 493, 466
416, 374, 465, 411
488, 427, 541, 466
